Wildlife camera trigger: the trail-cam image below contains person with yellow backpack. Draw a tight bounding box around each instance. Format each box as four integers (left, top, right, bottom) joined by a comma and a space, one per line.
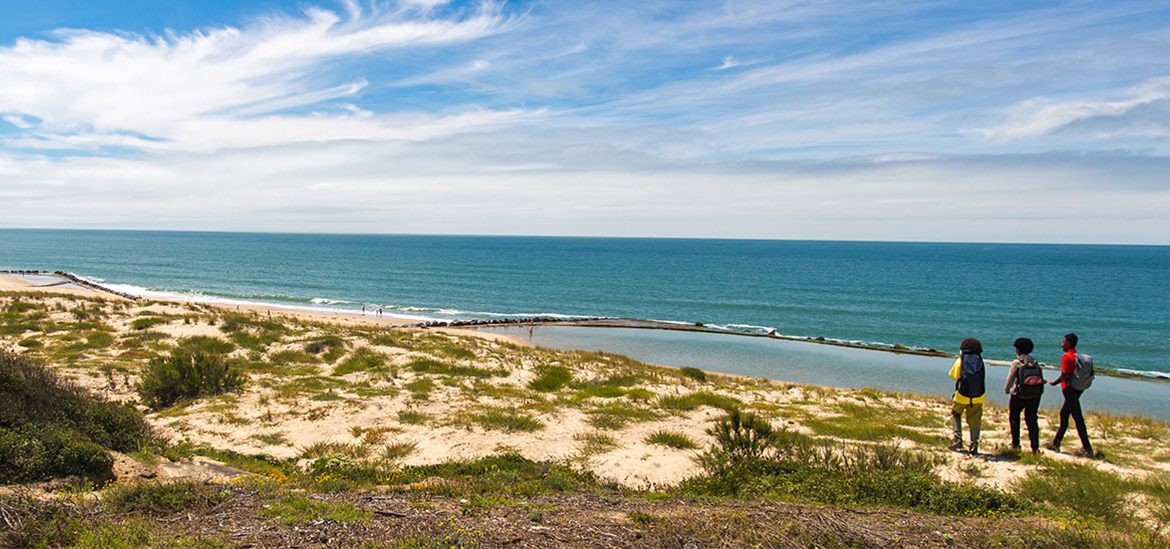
948, 338, 985, 455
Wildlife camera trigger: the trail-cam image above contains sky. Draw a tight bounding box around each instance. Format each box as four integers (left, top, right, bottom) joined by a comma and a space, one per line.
0, 1, 1168, 243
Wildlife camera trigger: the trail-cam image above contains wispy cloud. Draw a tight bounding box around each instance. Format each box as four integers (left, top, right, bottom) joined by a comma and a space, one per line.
981, 76, 1170, 140
0, 1, 516, 151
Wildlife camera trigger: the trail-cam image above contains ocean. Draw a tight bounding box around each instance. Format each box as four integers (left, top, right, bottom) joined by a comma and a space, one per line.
2, 229, 1168, 378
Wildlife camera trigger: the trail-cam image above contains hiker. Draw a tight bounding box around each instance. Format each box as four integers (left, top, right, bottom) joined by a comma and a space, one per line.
1047, 333, 1094, 457
1004, 337, 1044, 454
949, 338, 986, 454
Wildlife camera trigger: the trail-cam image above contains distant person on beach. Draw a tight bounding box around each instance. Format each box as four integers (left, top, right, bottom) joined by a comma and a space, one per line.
1047, 333, 1095, 457
1004, 337, 1044, 454
377, 307, 383, 317
528, 324, 534, 338
949, 338, 986, 454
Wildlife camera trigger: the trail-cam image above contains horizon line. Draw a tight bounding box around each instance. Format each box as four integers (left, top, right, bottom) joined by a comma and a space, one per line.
1, 226, 1168, 248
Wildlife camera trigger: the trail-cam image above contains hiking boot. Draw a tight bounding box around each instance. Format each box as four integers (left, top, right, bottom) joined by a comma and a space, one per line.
1031, 449, 1041, 456
1072, 448, 1095, 459
1044, 441, 1060, 453
948, 441, 964, 452
969, 443, 979, 455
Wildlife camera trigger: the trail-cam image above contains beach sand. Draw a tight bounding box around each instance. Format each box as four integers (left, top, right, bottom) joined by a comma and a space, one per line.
2, 273, 1167, 492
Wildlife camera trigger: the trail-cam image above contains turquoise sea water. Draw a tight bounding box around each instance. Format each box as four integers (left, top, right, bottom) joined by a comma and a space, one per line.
1, 229, 1168, 377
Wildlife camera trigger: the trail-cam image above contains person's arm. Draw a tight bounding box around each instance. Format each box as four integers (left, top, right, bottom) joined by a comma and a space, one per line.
1004, 362, 1020, 394
1050, 354, 1074, 386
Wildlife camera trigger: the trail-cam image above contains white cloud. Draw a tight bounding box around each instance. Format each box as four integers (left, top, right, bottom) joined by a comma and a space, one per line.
2, 114, 34, 129
980, 76, 1170, 140
0, 1, 512, 151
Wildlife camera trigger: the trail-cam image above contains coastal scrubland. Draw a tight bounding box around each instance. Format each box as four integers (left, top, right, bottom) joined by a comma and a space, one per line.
1, 288, 1169, 547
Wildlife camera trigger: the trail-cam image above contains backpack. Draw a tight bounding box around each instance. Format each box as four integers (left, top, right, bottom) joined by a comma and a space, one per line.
1070, 353, 1094, 391
955, 353, 986, 399
1015, 359, 1045, 399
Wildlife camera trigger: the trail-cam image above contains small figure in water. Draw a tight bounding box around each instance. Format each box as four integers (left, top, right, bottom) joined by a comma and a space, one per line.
361, 305, 365, 315
377, 307, 383, 317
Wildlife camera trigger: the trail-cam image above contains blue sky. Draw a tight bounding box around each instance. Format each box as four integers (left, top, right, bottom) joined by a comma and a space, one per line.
1, 1, 1168, 242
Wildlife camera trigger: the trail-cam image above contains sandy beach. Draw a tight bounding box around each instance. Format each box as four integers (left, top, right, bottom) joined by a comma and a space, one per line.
3, 272, 1168, 493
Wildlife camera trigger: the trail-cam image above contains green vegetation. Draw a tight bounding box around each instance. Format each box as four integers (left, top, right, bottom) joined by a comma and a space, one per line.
102, 480, 228, 515
130, 317, 167, 331
658, 391, 742, 413
137, 351, 245, 409
471, 407, 544, 433
575, 432, 620, 457
528, 365, 573, 391
397, 409, 431, 425
261, 496, 372, 525
175, 335, 236, 355
586, 403, 662, 430
0, 350, 153, 482
679, 366, 707, 382
334, 347, 390, 375
406, 358, 503, 378
683, 410, 1023, 517
645, 430, 699, 450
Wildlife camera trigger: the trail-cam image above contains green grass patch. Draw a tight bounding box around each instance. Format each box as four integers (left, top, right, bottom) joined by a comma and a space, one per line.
398, 410, 431, 425
471, 408, 544, 433
586, 403, 662, 430
658, 391, 742, 413
407, 358, 503, 378
406, 378, 435, 399
396, 453, 607, 497
130, 317, 167, 331
575, 432, 620, 457
529, 365, 573, 392
102, 480, 227, 515
1012, 461, 1130, 525
261, 496, 372, 525
645, 430, 699, 450
334, 347, 390, 376
175, 336, 236, 355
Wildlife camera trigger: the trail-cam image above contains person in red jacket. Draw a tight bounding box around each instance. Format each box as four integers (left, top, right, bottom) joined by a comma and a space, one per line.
1046, 333, 1094, 457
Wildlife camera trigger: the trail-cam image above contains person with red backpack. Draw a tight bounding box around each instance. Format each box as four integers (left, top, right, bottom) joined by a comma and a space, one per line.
1046, 333, 1095, 457
1004, 337, 1044, 454
948, 338, 986, 454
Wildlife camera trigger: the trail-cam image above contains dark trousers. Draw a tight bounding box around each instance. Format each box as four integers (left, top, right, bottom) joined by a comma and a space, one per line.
1008, 394, 1041, 451
1053, 387, 1093, 452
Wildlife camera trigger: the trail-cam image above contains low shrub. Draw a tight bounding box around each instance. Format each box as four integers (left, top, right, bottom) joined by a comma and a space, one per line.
680, 367, 707, 382
136, 351, 245, 409
0, 350, 153, 482
683, 410, 1024, 517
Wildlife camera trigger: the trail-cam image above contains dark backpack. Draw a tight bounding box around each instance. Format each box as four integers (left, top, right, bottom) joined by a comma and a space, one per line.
1015, 359, 1045, 399
1070, 353, 1094, 391
955, 353, 986, 399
